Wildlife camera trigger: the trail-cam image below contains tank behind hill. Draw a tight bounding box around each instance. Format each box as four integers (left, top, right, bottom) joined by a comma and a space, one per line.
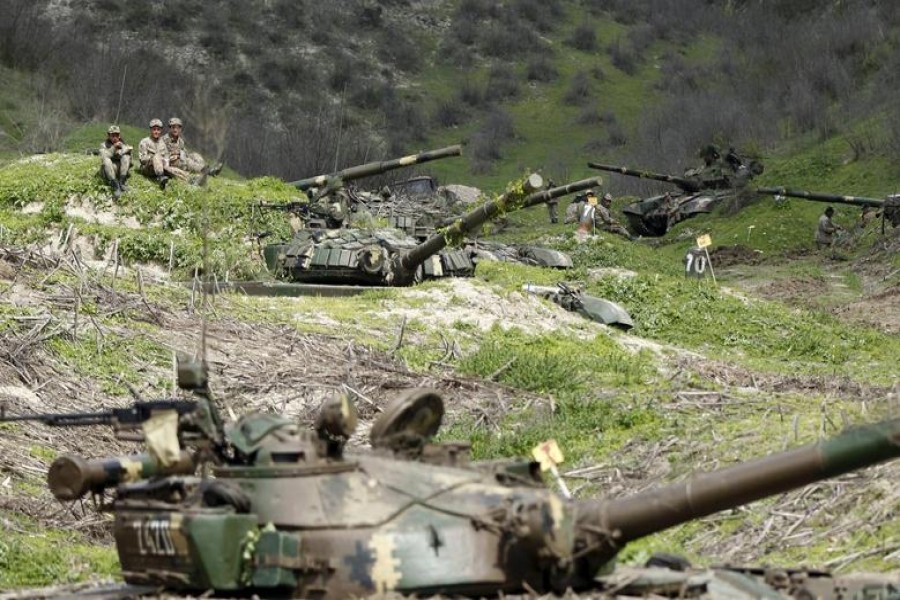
589, 146, 764, 237
6, 356, 900, 599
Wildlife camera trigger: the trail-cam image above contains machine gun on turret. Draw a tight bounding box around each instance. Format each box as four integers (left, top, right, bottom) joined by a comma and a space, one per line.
1, 356, 227, 500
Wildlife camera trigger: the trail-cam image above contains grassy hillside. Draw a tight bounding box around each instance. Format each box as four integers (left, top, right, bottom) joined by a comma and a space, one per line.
0, 152, 898, 588
1, 0, 899, 592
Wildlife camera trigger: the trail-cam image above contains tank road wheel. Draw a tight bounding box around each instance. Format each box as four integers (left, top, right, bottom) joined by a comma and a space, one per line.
358, 245, 387, 275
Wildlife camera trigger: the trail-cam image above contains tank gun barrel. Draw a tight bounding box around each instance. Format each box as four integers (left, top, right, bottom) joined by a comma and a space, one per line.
588, 162, 702, 193
289, 145, 463, 191
395, 176, 602, 281
757, 186, 884, 208
574, 417, 900, 571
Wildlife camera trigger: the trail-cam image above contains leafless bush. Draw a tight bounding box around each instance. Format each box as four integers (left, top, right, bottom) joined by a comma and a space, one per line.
378, 87, 429, 154
607, 38, 639, 75
576, 107, 601, 125
511, 0, 564, 33
563, 71, 592, 106
480, 21, 543, 60
606, 121, 628, 147
469, 108, 516, 169
459, 79, 487, 108
526, 56, 559, 82
377, 24, 423, 73
884, 109, 900, 157
0, 0, 57, 69
355, 2, 383, 27
433, 99, 467, 128
451, 16, 479, 46
566, 24, 599, 52
487, 67, 521, 100
783, 78, 830, 135
18, 84, 70, 154
438, 40, 476, 69
328, 53, 366, 92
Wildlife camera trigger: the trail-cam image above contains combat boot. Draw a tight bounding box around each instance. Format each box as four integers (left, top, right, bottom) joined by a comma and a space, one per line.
208, 163, 223, 177
111, 180, 122, 200
157, 175, 169, 191
118, 176, 130, 193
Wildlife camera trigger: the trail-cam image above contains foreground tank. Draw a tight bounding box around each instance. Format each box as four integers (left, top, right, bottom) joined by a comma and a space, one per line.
13, 360, 900, 599
264, 174, 588, 286
588, 149, 764, 237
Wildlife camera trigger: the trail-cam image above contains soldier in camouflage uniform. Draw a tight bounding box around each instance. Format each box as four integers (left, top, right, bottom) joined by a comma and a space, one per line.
596, 193, 635, 240
163, 117, 221, 176
544, 179, 559, 223
138, 118, 186, 190
815, 206, 842, 250
565, 191, 587, 224
99, 125, 132, 199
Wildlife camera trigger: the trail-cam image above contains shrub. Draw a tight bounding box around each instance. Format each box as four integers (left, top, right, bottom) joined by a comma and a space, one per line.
458, 79, 486, 107
563, 71, 592, 105
576, 106, 601, 125
433, 99, 467, 128
607, 38, 639, 75
526, 56, 559, 82
607, 121, 628, 146
487, 67, 521, 100
567, 24, 598, 52
377, 25, 424, 73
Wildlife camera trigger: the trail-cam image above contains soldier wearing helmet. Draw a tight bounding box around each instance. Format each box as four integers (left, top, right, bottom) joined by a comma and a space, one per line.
99, 125, 132, 199
163, 117, 222, 177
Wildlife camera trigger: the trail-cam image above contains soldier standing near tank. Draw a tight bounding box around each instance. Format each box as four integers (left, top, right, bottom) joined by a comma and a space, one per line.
544, 178, 559, 223
815, 206, 843, 251
99, 125, 132, 199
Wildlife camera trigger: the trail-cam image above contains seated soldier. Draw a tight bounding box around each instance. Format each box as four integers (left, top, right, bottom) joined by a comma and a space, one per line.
596, 193, 636, 240
565, 191, 588, 224
99, 125, 132, 199
164, 117, 222, 176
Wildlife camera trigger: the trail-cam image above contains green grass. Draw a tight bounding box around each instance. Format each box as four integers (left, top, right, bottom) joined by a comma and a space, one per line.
0, 512, 119, 588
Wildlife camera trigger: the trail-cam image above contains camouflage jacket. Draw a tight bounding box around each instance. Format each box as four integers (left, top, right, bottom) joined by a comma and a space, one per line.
99, 139, 132, 161
138, 136, 168, 166
162, 134, 187, 164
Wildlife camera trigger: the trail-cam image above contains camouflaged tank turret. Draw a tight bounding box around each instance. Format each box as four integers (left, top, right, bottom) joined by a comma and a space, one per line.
588, 148, 764, 237
263, 174, 592, 286
11, 355, 900, 599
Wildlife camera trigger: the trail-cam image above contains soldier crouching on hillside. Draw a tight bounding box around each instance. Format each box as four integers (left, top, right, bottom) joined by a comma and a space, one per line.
99, 125, 132, 199
163, 117, 222, 177
596, 193, 636, 240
